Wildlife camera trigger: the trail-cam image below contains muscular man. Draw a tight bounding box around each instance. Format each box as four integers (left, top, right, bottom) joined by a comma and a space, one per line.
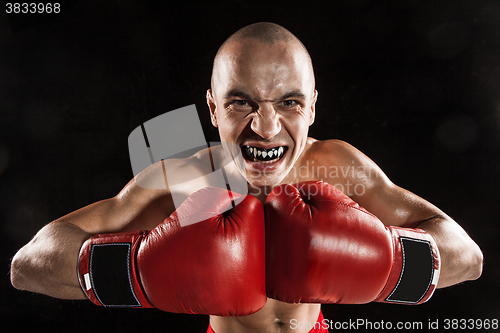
10, 22, 483, 333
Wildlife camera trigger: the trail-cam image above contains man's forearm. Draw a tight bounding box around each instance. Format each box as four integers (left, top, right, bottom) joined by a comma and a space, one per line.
417, 216, 483, 288
10, 221, 91, 299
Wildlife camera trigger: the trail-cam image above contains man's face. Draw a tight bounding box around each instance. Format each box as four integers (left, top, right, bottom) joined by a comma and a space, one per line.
207, 39, 317, 188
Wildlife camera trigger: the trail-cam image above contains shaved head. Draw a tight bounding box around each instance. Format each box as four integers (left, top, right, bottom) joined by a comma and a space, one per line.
221, 22, 298, 46
211, 22, 315, 94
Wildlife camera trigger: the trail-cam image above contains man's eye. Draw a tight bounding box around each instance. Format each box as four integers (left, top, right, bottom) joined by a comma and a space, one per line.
232, 100, 249, 106
282, 100, 298, 107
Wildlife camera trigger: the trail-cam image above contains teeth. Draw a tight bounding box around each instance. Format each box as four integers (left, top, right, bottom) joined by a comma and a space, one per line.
244, 145, 286, 162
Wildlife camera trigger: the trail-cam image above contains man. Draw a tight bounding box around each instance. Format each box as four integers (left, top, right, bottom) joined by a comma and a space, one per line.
10, 22, 482, 333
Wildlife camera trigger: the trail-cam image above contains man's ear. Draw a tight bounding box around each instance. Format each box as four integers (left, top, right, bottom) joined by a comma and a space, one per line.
206, 89, 218, 128
309, 89, 318, 126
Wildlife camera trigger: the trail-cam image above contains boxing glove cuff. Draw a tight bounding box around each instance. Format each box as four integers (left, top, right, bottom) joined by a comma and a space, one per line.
78, 231, 153, 308
374, 226, 440, 304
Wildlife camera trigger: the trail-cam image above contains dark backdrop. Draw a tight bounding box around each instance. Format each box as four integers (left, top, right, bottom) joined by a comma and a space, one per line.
1, 0, 498, 331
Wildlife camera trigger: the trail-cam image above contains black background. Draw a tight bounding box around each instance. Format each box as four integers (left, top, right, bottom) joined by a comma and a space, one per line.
1, 0, 498, 331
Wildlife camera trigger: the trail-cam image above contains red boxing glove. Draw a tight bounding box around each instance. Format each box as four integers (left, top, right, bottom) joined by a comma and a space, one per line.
78, 187, 266, 316
265, 181, 440, 305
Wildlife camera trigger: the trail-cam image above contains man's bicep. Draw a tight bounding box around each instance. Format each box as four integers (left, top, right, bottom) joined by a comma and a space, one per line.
336, 142, 445, 227
59, 177, 172, 235
357, 178, 447, 227
56, 197, 122, 234
58, 156, 207, 234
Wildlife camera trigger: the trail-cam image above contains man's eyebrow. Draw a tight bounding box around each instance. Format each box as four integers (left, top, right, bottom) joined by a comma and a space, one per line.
281, 90, 307, 100
224, 89, 307, 101
224, 89, 252, 100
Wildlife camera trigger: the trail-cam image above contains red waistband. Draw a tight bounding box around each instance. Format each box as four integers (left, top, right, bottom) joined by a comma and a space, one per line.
207, 310, 329, 333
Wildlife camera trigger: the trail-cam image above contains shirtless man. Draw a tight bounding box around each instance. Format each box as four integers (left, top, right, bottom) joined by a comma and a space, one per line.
10, 22, 483, 333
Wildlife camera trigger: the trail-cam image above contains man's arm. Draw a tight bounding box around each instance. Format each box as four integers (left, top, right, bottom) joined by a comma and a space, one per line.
358, 180, 483, 288
332, 140, 483, 288
10, 163, 174, 299
10, 220, 91, 299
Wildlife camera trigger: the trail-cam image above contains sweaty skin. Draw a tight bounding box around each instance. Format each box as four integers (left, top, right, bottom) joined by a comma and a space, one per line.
10, 23, 483, 333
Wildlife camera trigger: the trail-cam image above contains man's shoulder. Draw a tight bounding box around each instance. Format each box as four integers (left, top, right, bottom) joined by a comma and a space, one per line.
302, 138, 388, 194
307, 138, 360, 161
133, 147, 214, 190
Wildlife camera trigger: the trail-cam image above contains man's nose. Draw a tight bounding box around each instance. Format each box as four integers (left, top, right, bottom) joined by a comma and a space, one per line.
250, 104, 281, 140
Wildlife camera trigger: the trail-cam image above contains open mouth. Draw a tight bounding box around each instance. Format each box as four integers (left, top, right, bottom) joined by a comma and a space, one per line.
243, 145, 287, 163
